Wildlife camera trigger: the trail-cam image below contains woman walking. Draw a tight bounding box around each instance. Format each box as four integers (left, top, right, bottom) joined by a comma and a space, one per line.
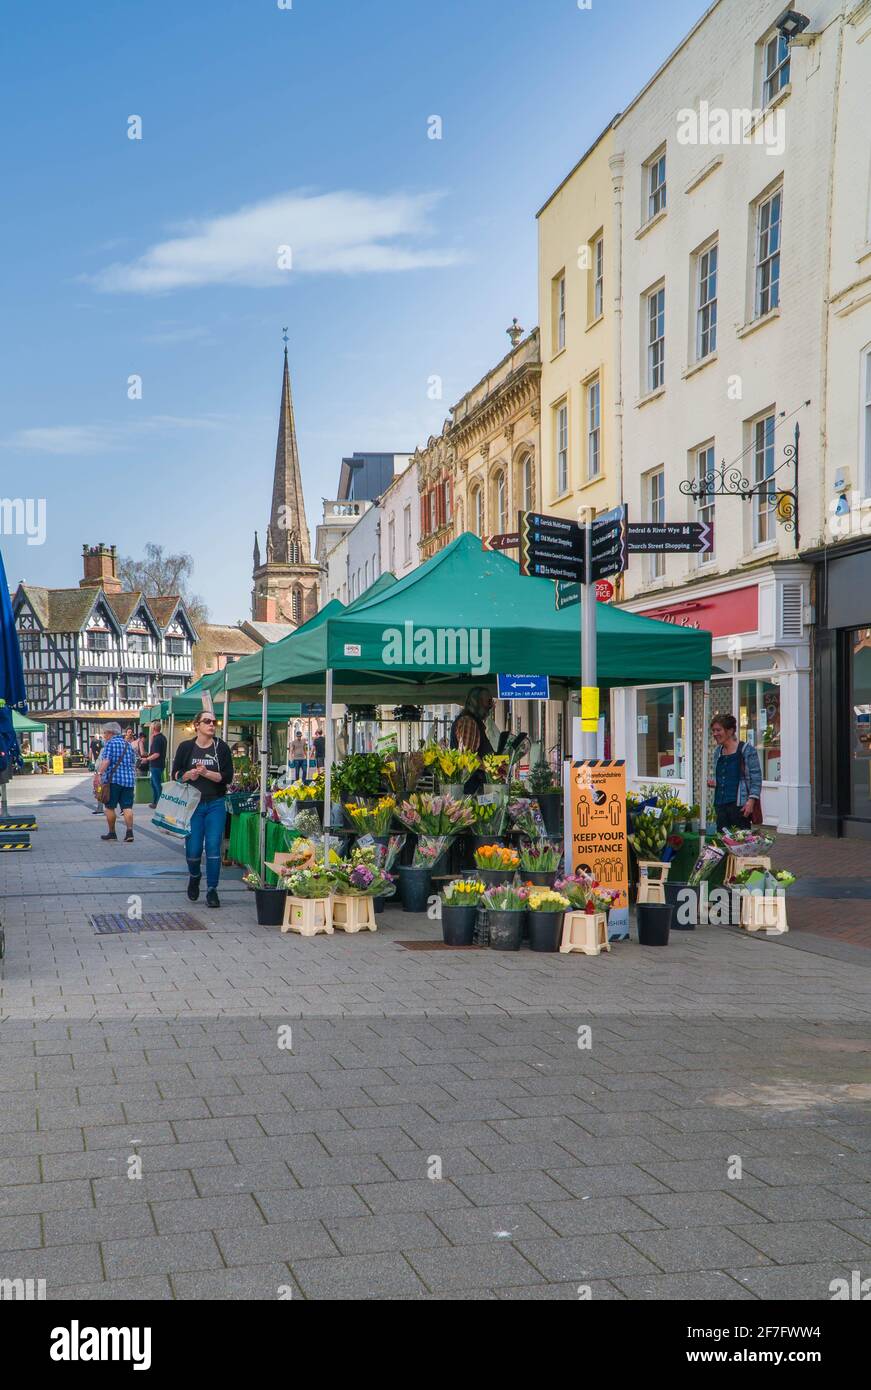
710, 713, 762, 832
172, 711, 234, 908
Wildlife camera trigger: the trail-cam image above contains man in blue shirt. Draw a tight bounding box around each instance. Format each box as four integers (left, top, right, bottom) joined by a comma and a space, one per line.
94, 722, 138, 842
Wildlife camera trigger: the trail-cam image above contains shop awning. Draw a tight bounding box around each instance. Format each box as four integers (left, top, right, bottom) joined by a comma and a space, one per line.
235, 533, 713, 699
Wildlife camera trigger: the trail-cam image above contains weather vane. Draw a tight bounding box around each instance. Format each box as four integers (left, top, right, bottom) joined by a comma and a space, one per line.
282, 327, 289, 346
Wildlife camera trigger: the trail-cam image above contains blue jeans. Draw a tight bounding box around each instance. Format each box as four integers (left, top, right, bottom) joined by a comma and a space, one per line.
292, 759, 307, 782
150, 768, 164, 804
186, 797, 225, 890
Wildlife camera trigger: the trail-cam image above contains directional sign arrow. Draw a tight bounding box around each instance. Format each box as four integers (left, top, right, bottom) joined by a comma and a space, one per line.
482, 532, 519, 552
627, 521, 714, 554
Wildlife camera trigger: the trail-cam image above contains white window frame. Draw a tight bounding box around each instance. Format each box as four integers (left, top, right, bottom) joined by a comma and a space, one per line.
388, 517, 396, 571
630, 681, 691, 790
647, 466, 665, 579
755, 187, 782, 318
862, 346, 871, 498
693, 441, 716, 566
593, 235, 604, 320
762, 30, 790, 106
695, 241, 718, 361
646, 285, 665, 392
646, 149, 667, 220
471, 486, 483, 537
403, 504, 412, 563
555, 402, 569, 495
521, 453, 534, 512
586, 377, 601, 480
554, 272, 566, 353
752, 411, 777, 547
495, 469, 507, 532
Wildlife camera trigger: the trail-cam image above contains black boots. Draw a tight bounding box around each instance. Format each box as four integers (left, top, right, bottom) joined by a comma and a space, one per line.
206, 889, 220, 909
187, 877, 201, 902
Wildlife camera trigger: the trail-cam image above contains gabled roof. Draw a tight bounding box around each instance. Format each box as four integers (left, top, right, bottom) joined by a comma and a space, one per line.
15, 584, 100, 633
199, 623, 260, 656
104, 591, 143, 625
148, 596, 182, 626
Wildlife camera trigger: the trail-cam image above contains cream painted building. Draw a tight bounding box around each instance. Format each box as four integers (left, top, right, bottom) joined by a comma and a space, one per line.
605, 0, 868, 834
537, 121, 621, 527
379, 458, 420, 581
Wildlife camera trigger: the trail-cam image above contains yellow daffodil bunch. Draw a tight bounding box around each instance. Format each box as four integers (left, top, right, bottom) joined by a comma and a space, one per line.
527, 889, 570, 913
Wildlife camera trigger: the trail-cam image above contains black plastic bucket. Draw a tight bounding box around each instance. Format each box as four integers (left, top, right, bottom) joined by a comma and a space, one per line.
441, 904, 478, 945
664, 881, 698, 929
527, 911, 563, 952
398, 865, 432, 912
636, 902, 673, 946
488, 910, 525, 951
254, 888, 287, 926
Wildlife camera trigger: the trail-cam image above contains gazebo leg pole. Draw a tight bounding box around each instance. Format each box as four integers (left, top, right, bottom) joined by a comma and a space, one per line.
258, 688, 268, 876
323, 669, 334, 865
221, 669, 229, 744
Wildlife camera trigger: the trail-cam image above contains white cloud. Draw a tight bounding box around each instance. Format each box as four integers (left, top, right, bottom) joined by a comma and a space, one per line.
91, 189, 462, 294
2, 416, 226, 456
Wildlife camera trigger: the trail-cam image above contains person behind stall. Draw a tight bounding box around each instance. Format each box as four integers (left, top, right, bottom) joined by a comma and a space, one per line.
450, 687, 527, 793
141, 719, 167, 808
312, 728, 325, 770
710, 713, 762, 832
172, 712, 234, 908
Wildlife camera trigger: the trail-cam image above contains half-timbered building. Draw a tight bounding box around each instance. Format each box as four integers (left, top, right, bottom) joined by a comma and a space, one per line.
12, 543, 196, 753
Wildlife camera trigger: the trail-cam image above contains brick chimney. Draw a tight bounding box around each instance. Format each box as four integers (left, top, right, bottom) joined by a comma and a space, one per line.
80, 543, 122, 593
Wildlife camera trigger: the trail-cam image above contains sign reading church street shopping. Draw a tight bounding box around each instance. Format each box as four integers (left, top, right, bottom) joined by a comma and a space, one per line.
497, 674, 550, 701
627, 521, 714, 554
518, 511, 586, 583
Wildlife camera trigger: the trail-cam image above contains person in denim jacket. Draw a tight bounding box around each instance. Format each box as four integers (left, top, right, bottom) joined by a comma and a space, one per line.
710, 713, 762, 831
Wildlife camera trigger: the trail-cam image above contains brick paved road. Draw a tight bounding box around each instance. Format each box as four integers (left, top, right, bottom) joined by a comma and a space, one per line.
0, 775, 869, 1300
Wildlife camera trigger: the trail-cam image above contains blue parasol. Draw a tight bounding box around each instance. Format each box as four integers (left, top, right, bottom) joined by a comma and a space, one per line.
0, 545, 26, 780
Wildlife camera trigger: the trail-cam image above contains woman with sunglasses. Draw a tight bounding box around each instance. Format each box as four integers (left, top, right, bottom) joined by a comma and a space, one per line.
172, 711, 234, 908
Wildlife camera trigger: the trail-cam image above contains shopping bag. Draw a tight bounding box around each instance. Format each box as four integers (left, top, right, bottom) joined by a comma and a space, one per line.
151, 779, 201, 836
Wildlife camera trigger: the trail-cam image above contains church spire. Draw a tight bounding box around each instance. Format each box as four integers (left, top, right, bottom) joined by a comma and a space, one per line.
252, 531, 261, 570
267, 338, 311, 565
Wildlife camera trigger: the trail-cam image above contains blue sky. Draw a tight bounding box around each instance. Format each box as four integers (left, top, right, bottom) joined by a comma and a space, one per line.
1, 0, 706, 619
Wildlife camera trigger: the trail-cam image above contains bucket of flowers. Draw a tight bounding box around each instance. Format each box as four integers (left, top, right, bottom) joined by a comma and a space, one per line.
397, 835, 451, 912
422, 745, 481, 797
440, 878, 486, 945
473, 843, 520, 885
330, 845, 395, 932
395, 792, 474, 837
480, 883, 528, 951
518, 839, 562, 887
555, 872, 621, 951
343, 795, 397, 843
243, 869, 287, 927
467, 794, 510, 859
526, 888, 570, 953
733, 866, 795, 934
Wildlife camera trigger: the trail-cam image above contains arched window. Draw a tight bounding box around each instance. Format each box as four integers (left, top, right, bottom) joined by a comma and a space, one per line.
470, 486, 483, 536
291, 587, 302, 623
494, 469, 507, 532
517, 452, 534, 512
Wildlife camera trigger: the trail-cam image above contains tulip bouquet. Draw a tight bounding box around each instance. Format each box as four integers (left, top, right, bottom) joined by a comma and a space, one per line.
555, 872, 619, 914
473, 844, 519, 872
470, 796, 508, 836
422, 745, 481, 783
480, 883, 528, 912
343, 796, 397, 835
441, 878, 486, 907
508, 798, 547, 839
412, 834, 451, 869
396, 792, 474, 835
519, 840, 562, 873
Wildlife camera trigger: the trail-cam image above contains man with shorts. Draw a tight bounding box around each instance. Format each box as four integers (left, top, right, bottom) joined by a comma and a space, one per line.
94, 721, 137, 843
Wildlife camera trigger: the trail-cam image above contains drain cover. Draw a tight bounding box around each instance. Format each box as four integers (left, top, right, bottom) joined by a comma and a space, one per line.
90, 912, 206, 934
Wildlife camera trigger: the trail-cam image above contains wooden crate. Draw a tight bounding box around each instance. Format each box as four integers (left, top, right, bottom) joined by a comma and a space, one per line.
724, 854, 771, 884
281, 896, 333, 936
331, 895, 377, 933
739, 892, 788, 934
559, 910, 610, 956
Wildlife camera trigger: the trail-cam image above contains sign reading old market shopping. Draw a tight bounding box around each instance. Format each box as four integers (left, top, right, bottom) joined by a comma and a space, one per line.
569, 759, 630, 940
518, 511, 586, 582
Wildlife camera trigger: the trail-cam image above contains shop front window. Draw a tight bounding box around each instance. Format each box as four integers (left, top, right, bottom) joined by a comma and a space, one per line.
850, 627, 871, 819
636, 685, 686, 780
738, 676, 781, 782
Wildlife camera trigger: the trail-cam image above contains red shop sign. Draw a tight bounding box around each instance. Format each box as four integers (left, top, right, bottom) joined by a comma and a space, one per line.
595, 580, 614, 602
639, 585, 758, 639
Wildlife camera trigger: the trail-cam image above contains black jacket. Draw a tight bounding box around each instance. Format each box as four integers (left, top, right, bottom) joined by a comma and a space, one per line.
171, 737, 234, 797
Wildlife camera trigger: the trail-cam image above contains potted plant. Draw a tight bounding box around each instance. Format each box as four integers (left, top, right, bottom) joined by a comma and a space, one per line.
280, 864, 334, 935
332, 752, 389, 803
473, 843, 519, 885
519, 839, 561, 886
526, 888, 570, 952
440, 878, 485, 945
480, 883, 528, 951
243, 870, 287, 927
529, 759, 562, 837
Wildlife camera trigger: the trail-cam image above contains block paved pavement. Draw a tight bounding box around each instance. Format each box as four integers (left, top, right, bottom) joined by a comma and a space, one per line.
0, 773, 869, 1301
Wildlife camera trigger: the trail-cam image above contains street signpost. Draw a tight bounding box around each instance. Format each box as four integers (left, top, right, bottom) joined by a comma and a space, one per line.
627, 521, 713, 554
590, 504, 629, 582
482, 531, 519, 552
518, 511, 586, 583
497, 674, 550, 701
